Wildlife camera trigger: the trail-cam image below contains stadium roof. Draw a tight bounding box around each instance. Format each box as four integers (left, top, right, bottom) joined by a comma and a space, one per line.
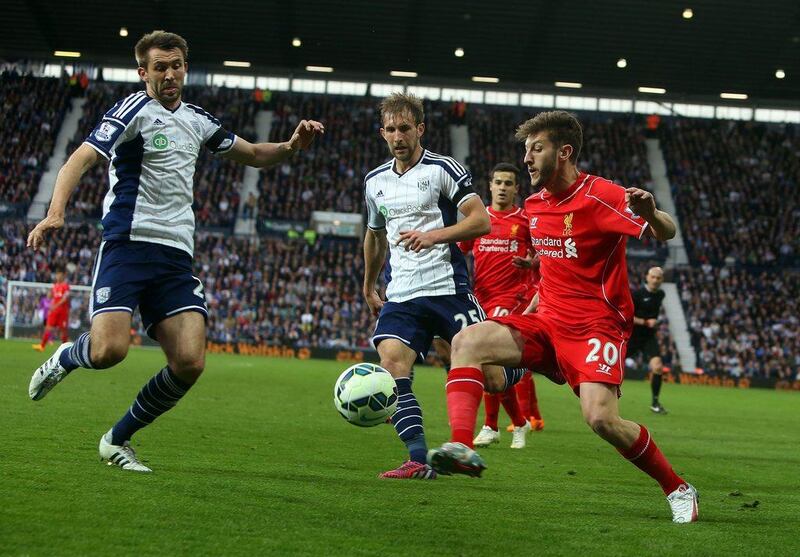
3, 0, 799, 106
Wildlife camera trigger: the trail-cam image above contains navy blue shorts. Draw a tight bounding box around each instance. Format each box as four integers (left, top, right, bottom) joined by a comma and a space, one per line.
89, 240, 207, 339
372, 293, 486, 361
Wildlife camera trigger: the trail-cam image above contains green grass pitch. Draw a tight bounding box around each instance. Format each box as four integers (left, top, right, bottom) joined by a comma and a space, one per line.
2, 340, 799, 556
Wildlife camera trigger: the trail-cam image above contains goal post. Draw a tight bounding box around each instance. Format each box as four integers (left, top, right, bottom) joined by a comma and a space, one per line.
4, 280, 92, 341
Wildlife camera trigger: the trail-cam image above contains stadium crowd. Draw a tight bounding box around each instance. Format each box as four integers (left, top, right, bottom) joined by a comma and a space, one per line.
2, 76, 797, 382
0, 72, 70, 214
660, 118, 799, 267
679, 265, 799, 380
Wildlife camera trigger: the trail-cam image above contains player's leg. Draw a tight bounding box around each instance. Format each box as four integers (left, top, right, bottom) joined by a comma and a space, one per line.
376, 339, 436, 479
474, 392, 502, 447
35, 325, 53, 351
527, 374, 544, 429
29, 311, 131, 400
579, 382, 697, 522
105, 311, 205, 453
427, 320, 527, 476
649, 353, 667, 414
446, 321, 524, 445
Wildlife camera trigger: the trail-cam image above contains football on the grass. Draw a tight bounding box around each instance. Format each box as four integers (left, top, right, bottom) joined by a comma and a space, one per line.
333, 363, 398, 427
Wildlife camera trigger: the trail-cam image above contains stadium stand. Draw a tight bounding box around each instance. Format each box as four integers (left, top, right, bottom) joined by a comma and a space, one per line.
660, 118, 799, 267
256, 93, 452, 227
0, 72, 70, 215
678, 265, 799, 380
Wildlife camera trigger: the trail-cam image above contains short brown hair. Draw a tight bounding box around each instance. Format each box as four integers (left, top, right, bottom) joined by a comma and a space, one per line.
380, 92, 424, 125
515, 110, 583, 163
135, 30, 189, 68
491, 162, 520, 183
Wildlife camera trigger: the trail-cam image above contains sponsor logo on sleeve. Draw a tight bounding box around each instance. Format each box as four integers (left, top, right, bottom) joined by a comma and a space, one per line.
95, 287, 111, 304
217, 137, 233, 151
93, 122, 119, 143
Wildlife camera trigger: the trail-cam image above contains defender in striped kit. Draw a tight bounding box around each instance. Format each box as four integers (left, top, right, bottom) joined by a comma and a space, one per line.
363, 92, 490, 479
27, 30, 323, 472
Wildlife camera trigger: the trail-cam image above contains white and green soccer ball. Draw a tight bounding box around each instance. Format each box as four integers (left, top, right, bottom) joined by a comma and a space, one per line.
334, 363, 398, 427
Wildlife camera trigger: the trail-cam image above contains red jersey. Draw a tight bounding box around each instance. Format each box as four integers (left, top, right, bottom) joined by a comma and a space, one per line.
50, 282, 70, 313
526, 173, 648, 333
459, 206, 533, 306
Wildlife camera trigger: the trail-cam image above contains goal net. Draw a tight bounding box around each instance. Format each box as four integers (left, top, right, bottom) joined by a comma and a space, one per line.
4, 280, 92, 341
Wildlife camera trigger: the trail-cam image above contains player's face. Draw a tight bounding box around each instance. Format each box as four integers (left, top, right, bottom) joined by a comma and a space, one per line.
523, 132, 559, 189
646, 268, 664, 290
489, 171, 518, 208
54, 271, 65, 282
380, 111, 424, 163
139, 48, 187, 107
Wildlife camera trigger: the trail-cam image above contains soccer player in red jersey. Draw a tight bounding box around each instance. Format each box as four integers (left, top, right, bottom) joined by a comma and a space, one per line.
428, 111, 698, 523
34, 267, 71, 352
458, 163, 543, 449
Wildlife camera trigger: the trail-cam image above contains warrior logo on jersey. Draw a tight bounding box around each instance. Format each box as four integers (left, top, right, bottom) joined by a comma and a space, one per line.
563, 212, 574, 236
96, 287, 111, 304
530, 217, 538, 229
417, 178, 430, 192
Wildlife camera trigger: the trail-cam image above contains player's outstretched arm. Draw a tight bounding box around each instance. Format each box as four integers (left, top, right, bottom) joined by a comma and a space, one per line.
625, 187, 677, 241
223, 119, 324, 168
363, 228, 388, 316
28, 143, 100, 251
397, 196, 490, 252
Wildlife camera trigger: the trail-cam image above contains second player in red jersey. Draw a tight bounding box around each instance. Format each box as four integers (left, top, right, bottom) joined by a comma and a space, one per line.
428, 110, 698, 524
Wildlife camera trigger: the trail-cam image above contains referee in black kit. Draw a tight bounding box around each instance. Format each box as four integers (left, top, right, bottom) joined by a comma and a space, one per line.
628, 266, 669, 414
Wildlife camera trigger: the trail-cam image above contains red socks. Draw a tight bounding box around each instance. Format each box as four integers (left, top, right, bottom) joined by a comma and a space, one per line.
527, 375, 542, 420
446, 367, 484, 447
501, 390, 527, 427
483, 392, 500, 430
39, 330, 51, 349
618, 425, 685, 495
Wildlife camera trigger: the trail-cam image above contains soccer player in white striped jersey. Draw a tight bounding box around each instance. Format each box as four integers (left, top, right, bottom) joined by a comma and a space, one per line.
363, 92, 491, 479
27, 30, 323, 472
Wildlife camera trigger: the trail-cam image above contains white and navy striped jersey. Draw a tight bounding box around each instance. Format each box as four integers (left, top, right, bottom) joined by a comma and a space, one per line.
364, 149, 479, 302
84, 90, 236, 256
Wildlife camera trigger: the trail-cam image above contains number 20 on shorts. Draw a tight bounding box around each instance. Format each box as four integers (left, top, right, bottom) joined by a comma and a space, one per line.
585, 338, 620, 374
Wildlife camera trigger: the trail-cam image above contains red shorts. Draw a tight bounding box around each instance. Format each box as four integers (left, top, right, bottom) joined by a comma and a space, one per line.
490, 312, 627, 395
46, 310, 68, 328
480, 294, 528, 318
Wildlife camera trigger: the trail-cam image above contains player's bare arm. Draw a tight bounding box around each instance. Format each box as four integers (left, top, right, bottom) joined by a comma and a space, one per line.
28, 143, 101, 250
397, 196, 490, 252
363, 227, 389, 316
625, 187, 676, 241
223, 120, 325, 168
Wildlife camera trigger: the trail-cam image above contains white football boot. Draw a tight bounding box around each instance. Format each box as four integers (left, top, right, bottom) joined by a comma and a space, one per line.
510, 420, 531, 449
473, 425, 500, 447
99, 430, 152, 473
29, 342, 73, 401
667, 483, 699, 523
